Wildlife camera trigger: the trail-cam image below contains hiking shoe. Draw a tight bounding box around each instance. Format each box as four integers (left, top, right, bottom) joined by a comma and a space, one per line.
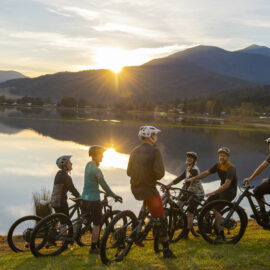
89, 248, 100, 255
214, 235, 225, 244
135, 242, 144, 247
163, 248, 176, 259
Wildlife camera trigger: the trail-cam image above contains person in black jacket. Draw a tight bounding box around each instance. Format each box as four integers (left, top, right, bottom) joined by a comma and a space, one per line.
127, 125, 176, 259
51, 155, 80, 216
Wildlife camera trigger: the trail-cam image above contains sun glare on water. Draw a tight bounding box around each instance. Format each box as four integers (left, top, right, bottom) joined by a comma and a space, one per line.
101, 147, 129, 169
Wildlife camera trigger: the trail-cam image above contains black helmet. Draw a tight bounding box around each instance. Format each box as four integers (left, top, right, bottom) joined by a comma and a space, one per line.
218, 147, 230, 156
186, 151, 197, 161
265, 137, 270, 145
89, 145, 106, 157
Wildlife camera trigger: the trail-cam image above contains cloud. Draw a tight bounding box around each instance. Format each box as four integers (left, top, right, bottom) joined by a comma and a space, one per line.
9, 31, 96, 49
46, 7, 72, 17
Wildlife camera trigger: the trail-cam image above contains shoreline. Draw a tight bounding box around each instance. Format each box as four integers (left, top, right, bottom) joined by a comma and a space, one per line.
1, 115, 270, 133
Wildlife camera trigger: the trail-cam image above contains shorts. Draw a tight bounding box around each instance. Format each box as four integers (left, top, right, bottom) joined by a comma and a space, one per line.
144, 195, 165, 218
53, 201, 69, 217
205, 189, 236, 205
81, 200, 102, 225
205, 189, 236, 212
254, 180, 270, 199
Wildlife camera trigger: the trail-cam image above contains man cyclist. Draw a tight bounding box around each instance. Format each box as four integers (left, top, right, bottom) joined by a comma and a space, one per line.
186, 147, 238, 242
82, 145, 122, 254
243, 137, 270, 225
127, 125, 176, 259
51, 155, 80, 217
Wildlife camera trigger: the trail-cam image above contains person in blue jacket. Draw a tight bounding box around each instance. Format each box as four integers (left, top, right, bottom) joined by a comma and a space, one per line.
82, 145, 122, 254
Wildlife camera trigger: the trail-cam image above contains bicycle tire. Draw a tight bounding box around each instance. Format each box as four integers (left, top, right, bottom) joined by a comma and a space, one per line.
7, 215, 42, 252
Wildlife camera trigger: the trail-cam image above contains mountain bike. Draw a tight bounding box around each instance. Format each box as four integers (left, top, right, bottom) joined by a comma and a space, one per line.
29, 191, 121, 257
197, 184, 254, 244
100, 187, 186, 264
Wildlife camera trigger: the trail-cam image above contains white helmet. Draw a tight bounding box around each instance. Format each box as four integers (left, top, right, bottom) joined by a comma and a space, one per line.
265, 137, 270, 145
138, 126, 161, 140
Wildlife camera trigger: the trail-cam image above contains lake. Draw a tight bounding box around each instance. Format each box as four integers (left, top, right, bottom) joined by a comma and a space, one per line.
0, 113, 269, 235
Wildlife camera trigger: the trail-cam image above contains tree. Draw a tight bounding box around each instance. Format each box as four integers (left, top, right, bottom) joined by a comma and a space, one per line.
59, 96, 77, 107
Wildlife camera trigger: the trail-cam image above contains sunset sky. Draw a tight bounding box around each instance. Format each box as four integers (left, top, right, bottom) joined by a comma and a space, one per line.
1, 0, 270, 77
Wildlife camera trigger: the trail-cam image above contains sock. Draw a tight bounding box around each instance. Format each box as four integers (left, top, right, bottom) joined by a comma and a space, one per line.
162, 241, 169, 250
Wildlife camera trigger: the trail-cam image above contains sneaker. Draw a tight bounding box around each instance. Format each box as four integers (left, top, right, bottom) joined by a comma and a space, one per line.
163, 248, 176, 259
89, 248, 100, 255
214, 234, 225, 244
135, 242, 144, 247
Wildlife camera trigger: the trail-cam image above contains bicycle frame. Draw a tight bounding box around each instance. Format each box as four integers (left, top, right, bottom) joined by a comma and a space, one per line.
222, 185, 270, 227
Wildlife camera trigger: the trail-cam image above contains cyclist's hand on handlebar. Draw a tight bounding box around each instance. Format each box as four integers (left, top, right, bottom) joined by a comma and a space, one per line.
115, 195, 123, 203
243, 177, 251, 185
184, 178, 192, 183
262, 178, 270, 184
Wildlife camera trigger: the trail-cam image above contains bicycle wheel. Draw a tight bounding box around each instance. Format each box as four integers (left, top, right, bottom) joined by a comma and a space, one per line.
198, 200, 246, 245
76, 210, 121, 246
30, 213, 73, 257
100, 210, 138, 265
7, 215, 42, 252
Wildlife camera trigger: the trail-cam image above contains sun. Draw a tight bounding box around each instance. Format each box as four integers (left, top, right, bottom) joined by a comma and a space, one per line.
93, 48, 131, 73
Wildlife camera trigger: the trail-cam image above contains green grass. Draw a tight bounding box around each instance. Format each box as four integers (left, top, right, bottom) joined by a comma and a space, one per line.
1, 115, 270, 133
1, 224, 270, 270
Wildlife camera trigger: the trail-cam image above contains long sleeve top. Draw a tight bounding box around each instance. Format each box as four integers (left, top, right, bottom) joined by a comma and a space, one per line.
82, 161, 117, 201
127, 143, 165, 200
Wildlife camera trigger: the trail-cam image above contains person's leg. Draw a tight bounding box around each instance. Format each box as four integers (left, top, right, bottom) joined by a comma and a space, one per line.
145, 195, 176, 258
253, 180, 270, 213
89, 201, 102, 253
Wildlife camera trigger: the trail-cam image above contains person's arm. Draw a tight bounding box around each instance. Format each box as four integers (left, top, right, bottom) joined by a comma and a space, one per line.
168, 171, 186, 187
206, 179, 231, 197
153, 149, 165, 180
127, 153, 133, 177
185, 170, 211, 183
95, 169, 117, 198
66, 175, 80, 197
244, 161, 269, 183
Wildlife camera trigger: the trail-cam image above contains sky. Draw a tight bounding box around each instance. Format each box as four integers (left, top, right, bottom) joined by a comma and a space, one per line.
1, 0, 270, 77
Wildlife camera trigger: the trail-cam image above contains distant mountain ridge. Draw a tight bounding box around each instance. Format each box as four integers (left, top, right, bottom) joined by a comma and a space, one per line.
238, 44, 270, 58
0, 70, 26, 83
1, 44, 270, 102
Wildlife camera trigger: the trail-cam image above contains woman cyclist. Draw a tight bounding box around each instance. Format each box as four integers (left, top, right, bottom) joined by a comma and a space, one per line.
167, 152, 204, 239
81, 145, 122, 254
51, 155, 80, 217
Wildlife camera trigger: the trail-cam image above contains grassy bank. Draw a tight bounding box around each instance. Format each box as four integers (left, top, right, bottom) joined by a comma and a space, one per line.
1, 222, 270, 270
1, 115, 270, 133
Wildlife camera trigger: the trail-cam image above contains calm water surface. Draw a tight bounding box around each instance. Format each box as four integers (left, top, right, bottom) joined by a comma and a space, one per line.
0, 116, 269, 235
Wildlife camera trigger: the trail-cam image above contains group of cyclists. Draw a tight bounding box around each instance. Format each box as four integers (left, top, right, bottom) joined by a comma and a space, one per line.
51, 124, 270, 259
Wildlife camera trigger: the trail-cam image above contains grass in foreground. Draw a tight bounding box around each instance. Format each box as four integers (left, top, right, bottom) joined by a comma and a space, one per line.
1, 222, 270, 270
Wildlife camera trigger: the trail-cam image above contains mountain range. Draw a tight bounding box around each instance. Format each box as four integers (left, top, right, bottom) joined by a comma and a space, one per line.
0, 70, 26, 84
0, 44, 270, 102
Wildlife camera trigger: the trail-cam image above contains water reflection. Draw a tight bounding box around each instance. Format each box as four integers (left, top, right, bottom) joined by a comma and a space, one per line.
0, 117, 269, 235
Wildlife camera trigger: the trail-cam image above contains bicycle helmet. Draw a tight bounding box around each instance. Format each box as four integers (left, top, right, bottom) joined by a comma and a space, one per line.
218, 147, 230, 156
186, 151, 198, 161
56, 155, 72, 169
89, 145, 106, 157
138, 126, 161, 140
265, 137, 270, 145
